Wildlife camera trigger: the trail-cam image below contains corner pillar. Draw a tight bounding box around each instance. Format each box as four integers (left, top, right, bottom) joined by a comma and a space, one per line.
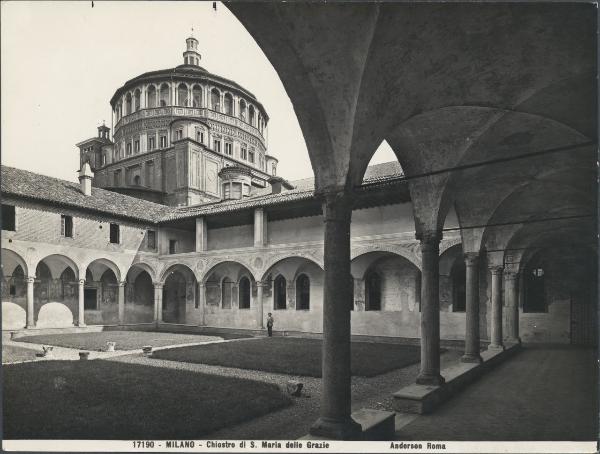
153, 283, 163, 324
26, 276, 35, 329
198, 282, 206, 325
256, 281, 265, 329
461, 253, 482, 363
489, 266, 504, 350
310, 190, 361, 440
254, 208, 267, 247
118, 281, 126, 325
504, 271, 521, 344
78, 279, 86, 327
195, 217, 207, 252
416, 231, 445, 386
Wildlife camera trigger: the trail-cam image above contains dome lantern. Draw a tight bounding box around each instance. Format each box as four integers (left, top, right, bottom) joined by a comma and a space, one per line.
183, 35, 201, 66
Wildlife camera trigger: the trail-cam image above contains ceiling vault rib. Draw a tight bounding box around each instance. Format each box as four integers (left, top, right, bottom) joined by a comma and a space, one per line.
443, 213, 595, 233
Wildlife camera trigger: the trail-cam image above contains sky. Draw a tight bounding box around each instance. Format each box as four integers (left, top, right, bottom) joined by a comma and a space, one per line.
1, 1, 396, 183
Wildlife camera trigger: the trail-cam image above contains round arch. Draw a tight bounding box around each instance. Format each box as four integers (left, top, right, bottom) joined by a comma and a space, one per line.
35, 254, 79, 280
260, 255, 323, 281
1, 248, 28, 277
84, 258, 122, 283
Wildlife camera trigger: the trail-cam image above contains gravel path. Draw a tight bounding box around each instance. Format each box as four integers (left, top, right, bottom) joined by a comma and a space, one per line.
106, 343, 463, 440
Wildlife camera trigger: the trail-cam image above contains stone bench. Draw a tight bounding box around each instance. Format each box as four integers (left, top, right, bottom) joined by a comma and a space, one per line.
300, 408, 395, 441
393, 343, 521, 414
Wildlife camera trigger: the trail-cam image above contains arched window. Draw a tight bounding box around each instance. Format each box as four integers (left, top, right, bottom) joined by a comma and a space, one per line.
147, 85, 157, 108
249, 105, 255, 126
296, 274, 310, 310
159, 83, 170, 107
524, 266, 546, 313
239, 277, 251, 309
452, 261, 466, 312
221, 277, 233, 309
133, 175, 141, 186
274, 275, 286, 310
134, 89, 141, 111
125, 93, 132, 115
178, 83, 188, 107
211, 88, 221, 111
224, 93, 233, 115
239, 99, 247, 120
192, 85, 202, 107
365, 271, 381, 311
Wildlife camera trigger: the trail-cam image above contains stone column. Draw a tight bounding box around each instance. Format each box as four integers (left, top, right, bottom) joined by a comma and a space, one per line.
504, 271, 521, 344
416, 231, 445, 386
254, 208, 267, 247
195, 217, 207, 252
256, 281, 264, 328
461, 253, 482, 363
78, 279, 86, 327
198, 282, 206, 325
310, 190, 361, 440
153, 283, 163, 324
118, 281, 126, 325
489, 266, 504, 350
26, 276, 35, 328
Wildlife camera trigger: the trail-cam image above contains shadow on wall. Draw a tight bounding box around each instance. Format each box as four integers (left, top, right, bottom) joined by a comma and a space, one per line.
2, 302, 26, 330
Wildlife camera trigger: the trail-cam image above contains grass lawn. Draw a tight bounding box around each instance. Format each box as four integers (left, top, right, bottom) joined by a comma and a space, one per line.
14, 331, 243, 351
2, 344, 38, 364
3, 360, 291, 439
153, 337, 429, 377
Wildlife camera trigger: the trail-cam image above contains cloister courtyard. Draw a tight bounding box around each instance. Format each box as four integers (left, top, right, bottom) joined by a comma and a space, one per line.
2, 329, 597, 441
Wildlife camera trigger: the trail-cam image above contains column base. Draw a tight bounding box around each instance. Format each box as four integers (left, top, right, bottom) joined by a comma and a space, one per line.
460, 353, 483, 364
488, 343, 505, 351
416, 373, 445, 386
77, 323, 87, 328
309, 416, 362, 440
25, 324, 36, 329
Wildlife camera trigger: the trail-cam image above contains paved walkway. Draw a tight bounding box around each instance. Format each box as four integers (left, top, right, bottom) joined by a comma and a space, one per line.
396, 345, 598, 441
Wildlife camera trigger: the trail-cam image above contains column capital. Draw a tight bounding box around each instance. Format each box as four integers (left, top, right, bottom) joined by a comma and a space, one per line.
153, 282, 164, 289
504, 271, 518, 281
416, 231, 442, 252
320, 188, 352, 222
118, 280, 127, 287
78, 279, 85, 285
197, 282, 205, 288
464, 252, 479, 266
26, 276, 36, 284
489, 266, 504, 275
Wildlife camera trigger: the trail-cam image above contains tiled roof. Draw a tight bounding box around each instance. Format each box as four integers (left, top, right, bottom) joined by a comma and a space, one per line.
166, 161, 404, 221
1, 161, 405, 224
1, 166, 172, 223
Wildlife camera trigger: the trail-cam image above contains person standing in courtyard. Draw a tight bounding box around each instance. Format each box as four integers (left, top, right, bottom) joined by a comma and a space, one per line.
266, 312, 274, 337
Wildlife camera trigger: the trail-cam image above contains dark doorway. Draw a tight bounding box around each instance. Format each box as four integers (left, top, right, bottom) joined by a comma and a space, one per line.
274, 275, 286, 310
239, 277, 251, 309
296, 274, 310, 310
524, 268, 546, 313
571, 286, 598, 346
84, 288, 97, 310
365, 271, 381, 311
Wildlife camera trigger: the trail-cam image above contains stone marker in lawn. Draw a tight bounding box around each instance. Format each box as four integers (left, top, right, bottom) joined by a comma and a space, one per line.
79, 351, 90, 360
286, 380, 303, 397
106, 342, 116, 352
142, 346, 153, 357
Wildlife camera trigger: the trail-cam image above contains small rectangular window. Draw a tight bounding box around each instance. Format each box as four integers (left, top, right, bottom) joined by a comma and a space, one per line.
9, 285, 16, 296
160, 136, 167, 148
147, 230, 156, 249
225, 142, 232, 156
148, 136, 155, 150
176, 130, 183, 140
169, 239, 178, 254
249, 150, 255, 164
241, 147, 247, 160
134, 140, 140, 153
61, 215, 73, 238
109, 223, 120, 244
214, 139, 221, 153
126, 143, 132, 155
2, 204, 16, 231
